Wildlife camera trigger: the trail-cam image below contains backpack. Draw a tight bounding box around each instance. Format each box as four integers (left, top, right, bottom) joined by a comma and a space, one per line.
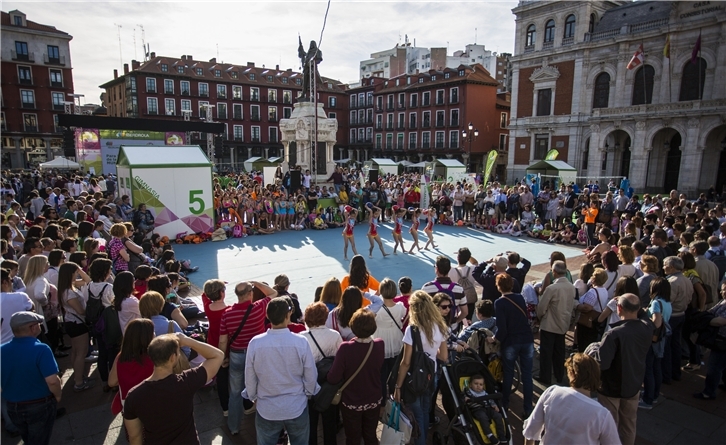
433, 281, 458, 324
95, 305, 123, 348
454, 267, 478, 304
86, 284, 109, 333
404, 326, 435, 395
707, 250, 726, 286
689, 275, 713, 307
232, 224, 243, 238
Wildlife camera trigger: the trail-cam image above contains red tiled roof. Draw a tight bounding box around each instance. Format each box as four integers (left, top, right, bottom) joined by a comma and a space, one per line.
1, 11, 71, 37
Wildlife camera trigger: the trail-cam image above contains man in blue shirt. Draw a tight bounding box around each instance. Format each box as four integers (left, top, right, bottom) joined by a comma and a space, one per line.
243, 297, 319, 445
1, 311, 61, 445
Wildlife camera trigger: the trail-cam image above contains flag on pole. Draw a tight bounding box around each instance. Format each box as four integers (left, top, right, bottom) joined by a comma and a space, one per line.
663, 34, 670, 58
483, 150, 498, 183
545, 149, 559, 161
627, 44, 644, 70
691, 32, 701, 65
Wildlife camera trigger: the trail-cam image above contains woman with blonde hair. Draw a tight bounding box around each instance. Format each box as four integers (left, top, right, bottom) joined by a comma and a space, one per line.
320, 277, 342, 311
394, 290, 449, 445
57, 262, 92, 391
22, 255, 63, 354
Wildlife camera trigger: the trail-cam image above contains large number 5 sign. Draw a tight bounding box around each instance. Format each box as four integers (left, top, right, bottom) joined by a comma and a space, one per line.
189, 190, 205, 215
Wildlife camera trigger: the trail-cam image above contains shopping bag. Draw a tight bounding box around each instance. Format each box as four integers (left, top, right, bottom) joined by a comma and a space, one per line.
380, 423, 406, 445
380, 399, 412, 444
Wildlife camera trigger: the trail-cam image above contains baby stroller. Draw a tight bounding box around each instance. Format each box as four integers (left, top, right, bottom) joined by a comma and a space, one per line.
437, 349, 512, 445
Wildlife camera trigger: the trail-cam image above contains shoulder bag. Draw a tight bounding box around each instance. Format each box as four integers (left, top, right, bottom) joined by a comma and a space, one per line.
382, 305, 403, 332
313, 341, 374, 412
578, 288, 605, 329
309, 330, 335, 384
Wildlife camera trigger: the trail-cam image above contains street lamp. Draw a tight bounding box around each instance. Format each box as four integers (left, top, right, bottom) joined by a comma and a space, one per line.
461, 122, 479, 173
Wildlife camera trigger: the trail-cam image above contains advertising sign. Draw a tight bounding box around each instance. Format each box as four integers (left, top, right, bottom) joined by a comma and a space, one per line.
76, 128, 102, 174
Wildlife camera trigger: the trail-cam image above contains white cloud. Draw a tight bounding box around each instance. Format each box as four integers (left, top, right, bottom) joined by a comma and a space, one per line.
4, 1, 517, 103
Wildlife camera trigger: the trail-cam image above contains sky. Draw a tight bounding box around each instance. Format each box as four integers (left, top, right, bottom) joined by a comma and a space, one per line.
5, 1, 517, 104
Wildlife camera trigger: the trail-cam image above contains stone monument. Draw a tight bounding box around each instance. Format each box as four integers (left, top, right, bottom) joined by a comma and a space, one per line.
279, 37, 337, 180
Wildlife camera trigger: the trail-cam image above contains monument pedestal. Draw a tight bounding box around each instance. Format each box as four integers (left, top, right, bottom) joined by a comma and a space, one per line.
280, 101, 338, 181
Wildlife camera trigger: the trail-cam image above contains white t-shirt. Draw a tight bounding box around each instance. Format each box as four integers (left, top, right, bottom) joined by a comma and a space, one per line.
83, 282, 114, 308
119, 296, 141, 333
523, 386, 620, 445
403, 324, 445, 372
0, 291, 34, 343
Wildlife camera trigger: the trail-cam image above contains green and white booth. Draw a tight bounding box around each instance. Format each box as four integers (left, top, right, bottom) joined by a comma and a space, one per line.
425, 159, 467, 182
525, 160, 577, 190
116, 145, 214, 238
366, 158, 399, 176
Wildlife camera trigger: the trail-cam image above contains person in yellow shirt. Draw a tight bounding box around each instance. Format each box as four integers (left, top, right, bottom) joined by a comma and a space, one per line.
582, 201, 599, 248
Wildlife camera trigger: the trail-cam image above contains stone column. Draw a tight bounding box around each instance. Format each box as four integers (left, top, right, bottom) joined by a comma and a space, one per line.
678, 118, 703, 196
628, 120, 649, 192
44, 138, 53, 161
587, 124, 603, 176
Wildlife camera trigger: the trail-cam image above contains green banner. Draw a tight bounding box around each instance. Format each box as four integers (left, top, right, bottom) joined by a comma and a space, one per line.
545, 149, 559, 160
483, 150, 498, 182
98, 129, 165, 140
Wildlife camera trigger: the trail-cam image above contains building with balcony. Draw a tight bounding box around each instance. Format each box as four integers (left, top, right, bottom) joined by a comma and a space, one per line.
1, 10, 73, 168
507, 1, 726, 194
100, 54, 348, 169
354, 64, 509, 174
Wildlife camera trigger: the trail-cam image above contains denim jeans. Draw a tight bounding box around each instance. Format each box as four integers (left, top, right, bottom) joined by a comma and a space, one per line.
643, 345, 662, 405
7, 397, 56, 445
227, 350, 247, 433
502, 342, 534, 416
256, 405, 309, 445
703, 349, 726, 398
1, 397, 18, 433
407, 386, 433, 445
453, 205, 463, 222
663, 314, 685, 382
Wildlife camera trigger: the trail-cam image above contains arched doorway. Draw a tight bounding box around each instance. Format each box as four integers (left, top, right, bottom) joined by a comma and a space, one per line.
619, 136, 632, 179
647, 128, 682, 193
699, 125, 726, 193
602, 130, 630, 179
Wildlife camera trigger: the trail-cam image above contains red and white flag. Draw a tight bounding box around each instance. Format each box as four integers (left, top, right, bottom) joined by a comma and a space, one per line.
627, 44, 644, 70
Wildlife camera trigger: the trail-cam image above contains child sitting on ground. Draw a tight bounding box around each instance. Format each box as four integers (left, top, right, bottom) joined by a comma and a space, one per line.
313, 213, 328, 230
547, 223, 564, 243
576, 222, 588, 245
560, 224, 576, 244
526, 218, 544, 238
464, 374, 506, 445
495, 216, 513, 234
539, 223, 553, 240
510, 220, 523, 237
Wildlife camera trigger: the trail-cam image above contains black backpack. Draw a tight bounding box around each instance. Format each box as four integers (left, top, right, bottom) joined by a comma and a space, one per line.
707, 250, 726, 286
85, 284, 109, 332
405, 326, 435, 395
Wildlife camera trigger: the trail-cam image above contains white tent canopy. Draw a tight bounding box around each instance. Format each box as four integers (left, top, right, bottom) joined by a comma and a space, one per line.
39, 156, 80, 170
369, 158, 399, 175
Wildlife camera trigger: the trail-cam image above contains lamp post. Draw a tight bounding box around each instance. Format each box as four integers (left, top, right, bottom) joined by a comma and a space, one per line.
461, 122, 479, 173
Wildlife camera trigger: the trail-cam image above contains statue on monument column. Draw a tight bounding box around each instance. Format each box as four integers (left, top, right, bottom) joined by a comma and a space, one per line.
298, 36, 323, 102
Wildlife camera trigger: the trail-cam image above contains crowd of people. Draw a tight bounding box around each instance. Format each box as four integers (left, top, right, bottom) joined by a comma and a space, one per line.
2, 167, 726, 445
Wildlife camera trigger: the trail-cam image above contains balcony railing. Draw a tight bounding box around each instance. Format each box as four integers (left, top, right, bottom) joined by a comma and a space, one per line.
11, 50, 34, 62
52, 104, 65, 111
397, 103, 406, 110
233, 113, 243, 120
44, 53, 65, 65
376, 124, 382, 130
409, 102, 418, 108
542, 41, 554, 50
147, 110, 158, 115
147, 87, 157, 94
251, 95, 260, 102
217, 93, 227, 99
269, 116, 278, 122
562, 36, 574, 46
386, 104, 395, 111
19, 77, 32, 85
251, 137, 260, 142
386, 124, 393, 130
422, 121, 431, 128
24, 125, 38, 132
436, 99, 445, 106
21, 102, 35, 109
524, 45, 535, 53
450, 96, 459, 104
199, 91, 208, 97
251, 115, 261, 122
436, 120, 446, 128
422, 100, 430, 107
50, 80, 63, 88
165, 89, 174, 95
422, 142, 430, 149
268, 97, 277, 103
408, 143, 417, 150
409, 123, 417, 130
270, 136, 279, 143
385, 143, 392, 150
450, 142, 459, 149
234, 136, 244, 142
450, 119, 459, 127
397, 124, 405, 130
435, 142, 444, 149
182, 90, 190, 96
396, 143, 404, 150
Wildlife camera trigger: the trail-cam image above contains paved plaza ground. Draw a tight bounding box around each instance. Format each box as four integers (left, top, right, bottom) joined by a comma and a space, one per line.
3, 224, 725, 444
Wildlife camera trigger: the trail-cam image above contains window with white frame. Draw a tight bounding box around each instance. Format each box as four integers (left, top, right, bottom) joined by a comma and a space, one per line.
450, 87, 459, 103
199, 101, 209, 119
21, 90, 35, 107
180, 81, 190, 95
199, 83, 209, 97
251, 105, 260, 120
217, 84, 227, 98
269, 127, 278, 143
233, 85, 242, 100
268, 107, 277, 122
350, 110, 357, 125
376, 134, 382, 149
23, 114, 37, 131
50, 69, 63, 87
268, 89, 277, 102
233, 125, 244, 141
147, 97, 158, 114
436, 90, 445, 105
409, 132, 417, 149
449, 131, 459, 149
217, 103, 227, 119
251, 87, 260, 101
284, 107, 292, 118
181, 99, 191, 113
165, 98, 176, 115
251, 126, 260, 141
283, 90, 292, 104
164, 79, 174, 94
410, 93, 418, 107
435, 131, 445, 148
146, 78, 156, 93
422, 91, 430, 106
422, 132, 431, 148
51, 92, 64, 110
386, 134, 393, 149
350, 129, 356, 144
450, 109, 459, 126
233, 103, 243, 119
500, 112, 508, 128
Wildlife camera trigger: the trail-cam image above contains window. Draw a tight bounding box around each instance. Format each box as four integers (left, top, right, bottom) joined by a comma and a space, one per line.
679, 58, 706, 101
199, 83, 209, 97
217, 103, 227, 119
250, 73, 256, 81
217, 84, 227, 98
181, 99, 191, 113
269, 107, 278, 122
146, 78, 156, 93
499, 134, 507, 150
409, 112, 417, 128
233, 103, 243, 119
410, 93, 418, 107
386, 113, 393, 129
536, 89, 551, 116
267, 75, 273, 82
177, 66, 185, 74
431, 75, 437, 81
232, 86, 242, 100
251, 105, 260, 121
397, 133, 404, 149
281, 77, 288, 84
423, 111, 431, 127
450, 131, 459, 149
161, 64, 168, 72
15, 41, 28, 58
450, 87, 459, 103
233, 125, 244, 141
450, 109, 459, 127
500, 112, 508, 128
329, 96, 337, 108
147, 97, 158, 115
199, 101, 209, 119
589, 14, 596, 33
544, 20, 555, 43
436, 110, 445, 127
214, 69, 221, 78
350, 111, 357, 125
398, 93, 405, 108
376, 134, 382, 149
387, 94, 394, 109
52, 92, 64, 110
564, 14, 576, 39
534, 134, 549, 159
181, 81, 190, 95
445, 72, 450, 79
18, 66, 32, 84
632, 65, 655, 105
409, 133, 417, 149
592, 72, 610, 108
422, 92, 430, 106
251, 126, 260, 142
367, 92, 373, 106
165, 99, 176, 115
295, 78, 301, 85
164, 79, 174, 94
459, 69, 465, 77
418, 77, 424, 84
251, 87, 260, 101
376, 96, 383, 110
435, 131, 445, 148
283, 90, 292, 104
50, 69, 63, 87
360, 129, 367, 143
350, 129, 356, 144
386, 134, 393, 150
127, 96, 138, 114
268, 89, 277, 102
13, 15, 22, 25
525, 25, 536, 47
285, 108, 293, 118
195, 67, 203, 76
436, 90, 445, 105
422, 132, 431, 149
398, 113, 405, 129
23, 114, 37, 131
20, 90, 34, 108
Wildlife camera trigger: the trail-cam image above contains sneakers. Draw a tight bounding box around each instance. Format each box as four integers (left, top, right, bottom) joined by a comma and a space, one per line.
222, 410, 228, 417
84, 355, 98, 363
243, 398, 256, 415
637, 400, 653, 410
73, 381, 94, 392
486, 434, 500, 445
682, 363, 701, 371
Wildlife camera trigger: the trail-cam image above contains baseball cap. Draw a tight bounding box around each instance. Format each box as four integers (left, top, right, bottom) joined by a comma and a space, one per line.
9, 311, 44, 330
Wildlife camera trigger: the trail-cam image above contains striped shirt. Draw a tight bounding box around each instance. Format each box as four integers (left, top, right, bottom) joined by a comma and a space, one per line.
220, 297, 271, 350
